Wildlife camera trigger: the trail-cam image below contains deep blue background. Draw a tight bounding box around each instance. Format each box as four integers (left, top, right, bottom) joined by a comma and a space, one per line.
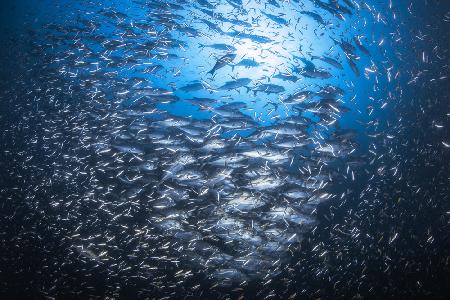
0, 0, 449, 299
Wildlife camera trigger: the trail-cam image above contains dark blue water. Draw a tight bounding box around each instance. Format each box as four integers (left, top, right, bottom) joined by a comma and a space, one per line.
0, 0, 449, 299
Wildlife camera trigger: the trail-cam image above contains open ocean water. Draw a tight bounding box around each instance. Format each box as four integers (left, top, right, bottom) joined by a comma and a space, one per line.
0, 0, 449, 299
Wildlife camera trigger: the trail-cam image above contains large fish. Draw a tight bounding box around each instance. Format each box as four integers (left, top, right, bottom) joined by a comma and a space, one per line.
208, 53, 237, 76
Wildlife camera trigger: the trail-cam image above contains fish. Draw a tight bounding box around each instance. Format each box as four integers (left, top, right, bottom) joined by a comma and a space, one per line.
241, 147, 290, 161
266, 0, 280, 8
263, 12, 289, 26
283, 189, 311, 199
353, 36, 371, 55
299, 10, 326, 25
197, 0, 215, 9
179, 81, 209, 92
111, 145, 144, 155
284, 90, 315, 104
199, 43, 237, 52
216, 14, 252, 28
232, 58, 261, 70
142, 64, 164, 74
292, 57, 333, 79
253, 83, 285, 95
226, 30, 273, 43
311, 55, 344, 69
273, 72, 300, 82
301, 68, 332, 79
218, 78, 252, 91
346, 56, 360, 76
245, 176, 284, 191
208, 53, 237, 76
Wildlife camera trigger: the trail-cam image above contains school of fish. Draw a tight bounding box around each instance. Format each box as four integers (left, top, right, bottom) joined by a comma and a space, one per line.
0, 0, 449, 299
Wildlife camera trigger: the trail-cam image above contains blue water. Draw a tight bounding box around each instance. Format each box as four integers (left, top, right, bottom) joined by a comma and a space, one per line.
0, 0, 448, 299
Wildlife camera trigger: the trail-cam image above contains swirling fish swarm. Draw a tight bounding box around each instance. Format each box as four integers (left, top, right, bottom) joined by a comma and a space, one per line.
1, 0, 449, 299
